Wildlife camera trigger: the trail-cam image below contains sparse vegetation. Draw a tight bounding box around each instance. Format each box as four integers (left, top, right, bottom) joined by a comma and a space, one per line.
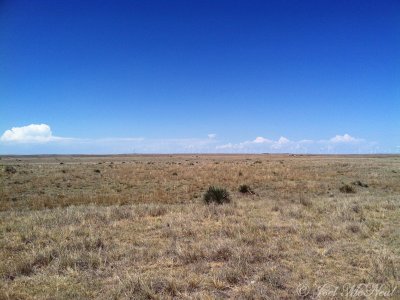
0, 154, 399, 298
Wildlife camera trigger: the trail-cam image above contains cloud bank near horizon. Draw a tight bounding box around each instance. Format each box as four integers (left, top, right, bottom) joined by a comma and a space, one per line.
0, 124, 384, 154
215, 134, 374, 154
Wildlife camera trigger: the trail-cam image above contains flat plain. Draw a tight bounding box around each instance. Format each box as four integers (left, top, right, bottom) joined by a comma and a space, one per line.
0, 154, 399, 299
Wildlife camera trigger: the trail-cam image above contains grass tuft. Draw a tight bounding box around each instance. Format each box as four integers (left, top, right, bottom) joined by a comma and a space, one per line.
340, 184, 356, 193
203, 186, 231, 205
239, 184, 254, 194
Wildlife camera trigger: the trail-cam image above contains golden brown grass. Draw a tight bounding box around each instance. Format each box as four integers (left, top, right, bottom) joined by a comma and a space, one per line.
0, 154, 399, 299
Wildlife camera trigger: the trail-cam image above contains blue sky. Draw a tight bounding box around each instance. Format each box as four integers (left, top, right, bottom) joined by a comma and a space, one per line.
1, 0, 399, 154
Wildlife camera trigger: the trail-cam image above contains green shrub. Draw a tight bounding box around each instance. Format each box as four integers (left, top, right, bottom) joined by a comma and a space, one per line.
203, 186, 231, 204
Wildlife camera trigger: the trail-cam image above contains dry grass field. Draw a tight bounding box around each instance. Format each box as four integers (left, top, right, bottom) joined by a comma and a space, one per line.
0, 154, 399, 299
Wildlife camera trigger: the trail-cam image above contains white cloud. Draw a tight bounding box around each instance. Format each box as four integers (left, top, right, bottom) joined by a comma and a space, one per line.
277, 136, 290, 144
217, 136, 271, 150
253, 136, 271, 143
218, 136, 292, 151
0, 124, 66, 143
208, 133, 217, 139
216, 143, 235, 149
329, 134, 360, 143
271, 136, 290, 149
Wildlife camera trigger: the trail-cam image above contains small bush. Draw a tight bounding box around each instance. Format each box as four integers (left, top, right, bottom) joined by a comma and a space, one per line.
4, 166, 17, 174
203, 186, 231, 205
239, 184, 254, 194
94, 169, 101, 173
340, 184, 356, 193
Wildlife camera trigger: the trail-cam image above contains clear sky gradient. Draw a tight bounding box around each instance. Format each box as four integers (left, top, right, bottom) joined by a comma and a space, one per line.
1, 0, 399, 154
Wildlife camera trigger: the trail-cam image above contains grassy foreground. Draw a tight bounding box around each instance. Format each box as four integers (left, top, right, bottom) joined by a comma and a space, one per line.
0, 155, 399, 299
